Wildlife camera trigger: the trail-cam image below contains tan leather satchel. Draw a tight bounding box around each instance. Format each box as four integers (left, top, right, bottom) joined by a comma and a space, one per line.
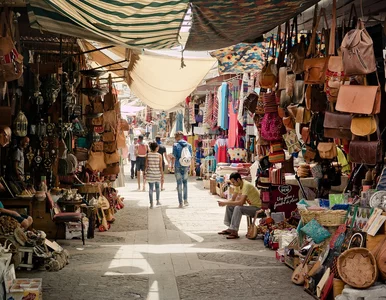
86, 151, 107, 172
341, 19, 376, 75
336, 85, 380, 115
104, 151, 120, 165
104, 141, 117, 153
350, 116, 377, 136
259, 59, 277, 89
278, 67, 287, 90
304, 8, 329, 84
103, 110, 117, 129
103, 131, 116, 142
318, 142, 337, 159
116, 130, 126, 149
296, 106, 311, 124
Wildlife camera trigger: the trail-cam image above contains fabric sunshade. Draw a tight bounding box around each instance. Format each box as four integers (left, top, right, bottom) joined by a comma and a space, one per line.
185, 0, 320, 51
129, 50, 216, 110
27, 0, 189, 49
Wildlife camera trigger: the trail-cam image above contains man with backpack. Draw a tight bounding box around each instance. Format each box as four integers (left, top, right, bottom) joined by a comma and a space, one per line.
135, 135, 148, 191
172, 131, 192, 208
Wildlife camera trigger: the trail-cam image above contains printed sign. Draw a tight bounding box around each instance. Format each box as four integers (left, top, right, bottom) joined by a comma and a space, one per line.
269, 185, 300, 218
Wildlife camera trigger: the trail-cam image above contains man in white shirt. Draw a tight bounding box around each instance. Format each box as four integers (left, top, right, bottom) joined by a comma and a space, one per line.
128, 138, 137, 179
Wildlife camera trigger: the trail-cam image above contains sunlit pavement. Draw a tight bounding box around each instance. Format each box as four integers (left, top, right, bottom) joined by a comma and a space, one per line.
18, 167, 312, 300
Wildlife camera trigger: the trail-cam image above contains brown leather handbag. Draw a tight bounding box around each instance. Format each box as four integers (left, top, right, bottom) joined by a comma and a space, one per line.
104, 151, 120, 164
318, 142, 338, 159
301, 127, 311, 144
74, 148, 89, 162
104, 141, 117, 153
310, 85, 328, 112
92, 141, 104, 152
336, 85, 380, 115
259, 59, 277, 89
103, 131, 116, 142
296, 106, 311, 124
86, 151, 107, 172
116, 130, 126, 149
91, 115, 103, 126
102, 163, 120, 175
304, 146, 317, 163
350, 116, 377, 137
323, 111, 352, 140
244, 92, 258, 114
283, 116, 295, 130
304, 8, 329, 84
349, 137, 383, 165
341, 19, 377, 75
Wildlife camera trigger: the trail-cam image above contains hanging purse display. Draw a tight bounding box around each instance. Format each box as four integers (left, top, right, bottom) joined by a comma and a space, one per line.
103, 131, 116, 142
102, 163, 120, 176
283, 116, 295, 131
304, 146, 317, 163
310, 84, 328, 112
91, 115, 103, 126
323, 111, 352, 140
86, 150, 107, 172
104, 151, 120, 165
349, 127, 383, 165
74, 148, 89, 162
261, 112, 283, 141
341, 19, 377, 75
268, 150, 285, 164
304, 8, 329, 84
288, 16, 306, 75
293, 80, 305, 104
279, 89, 291, 109
116, 130, 126, 149
350, 116, 377, 137
286, 74, 296, 97
92, 141, 104, 152
295, 106, 311, 124
94, 125, 104, 134
318, 142, 337, 160
263, 92, 278, 113
243, 92, 259, 114
301, 127, 311, 145
336, 85, 381, 115
104, 141, 117, 153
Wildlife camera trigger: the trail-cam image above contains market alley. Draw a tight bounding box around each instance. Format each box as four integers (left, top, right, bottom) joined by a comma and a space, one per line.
19, 172, 312, 300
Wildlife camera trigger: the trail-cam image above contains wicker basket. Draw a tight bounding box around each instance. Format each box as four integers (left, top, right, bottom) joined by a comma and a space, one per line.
77, 184, 100, 194
299, 210, 346, 226
337, 248, 378, 289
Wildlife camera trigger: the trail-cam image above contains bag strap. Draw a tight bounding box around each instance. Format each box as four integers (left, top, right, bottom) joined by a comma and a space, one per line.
328, 0, 337, 56
307, 8, 329, 57
348, 232, 364, 248
348, 3, 358, 30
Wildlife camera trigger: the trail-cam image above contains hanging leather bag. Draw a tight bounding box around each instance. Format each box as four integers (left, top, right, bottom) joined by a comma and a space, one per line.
102, 163, 120, 176
261, 112, 283, 141
86, 150, 107, 172
350, 116, 377, 136
288, 17, 306, 74
244, 92, 258, 114
349, 127, 383, 165
103, 130, 116, 142
91, 115, 103, 126
0, 10, 23, 82
341, 19, 377, 75
103, 141, 117, 153
323, 111, 352, 140
336, 84, 380, 115
310, 84, 328, 112
304, 8, 329, 84
260, 59, 277, 89
104, 150, 120, 165
116, 129, 126, 149
317, 142, 337, 159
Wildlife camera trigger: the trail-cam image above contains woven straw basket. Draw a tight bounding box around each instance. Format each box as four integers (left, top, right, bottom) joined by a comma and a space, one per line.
299, 210, 346, 226
337, 248, 378, 289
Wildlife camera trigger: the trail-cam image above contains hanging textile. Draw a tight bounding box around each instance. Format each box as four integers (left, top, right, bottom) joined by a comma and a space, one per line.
220, 82, 229, 130
184, 104, 191, 133
237, 74, 249, 126
158, 111, 167, 133
146, 106, 152, 123
217, 86, 223, 129
185, 0, 319, 51
28, 0, 189, 49
212, 89, 219, 128
189, 101, 196, 124
210, 43, 266, 74
228, 80, 241, 148
203, 92, 211, 126
176, 112, 184, 132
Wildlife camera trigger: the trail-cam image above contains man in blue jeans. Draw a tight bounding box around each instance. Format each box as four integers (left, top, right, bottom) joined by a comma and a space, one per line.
173, 131, 192, 208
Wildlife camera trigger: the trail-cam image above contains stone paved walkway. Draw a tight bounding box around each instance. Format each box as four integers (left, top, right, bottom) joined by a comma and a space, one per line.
18, 171, 313, 300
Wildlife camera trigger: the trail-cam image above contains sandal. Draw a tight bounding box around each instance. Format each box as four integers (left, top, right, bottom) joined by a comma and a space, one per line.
218, 230, 232, 235
226, 234, 240, 239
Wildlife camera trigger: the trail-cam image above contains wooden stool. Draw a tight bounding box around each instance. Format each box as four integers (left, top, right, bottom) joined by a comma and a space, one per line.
18, 247, 34, 271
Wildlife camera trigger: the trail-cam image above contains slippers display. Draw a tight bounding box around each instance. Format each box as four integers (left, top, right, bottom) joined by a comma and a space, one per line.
218, 230, 232, 235
226, 234, 240, 239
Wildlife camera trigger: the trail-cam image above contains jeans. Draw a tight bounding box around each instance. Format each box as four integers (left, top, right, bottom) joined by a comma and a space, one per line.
224, 206, 259, 231
175, 166, 188, 204
148, 182, 160, 203
131, 160, 136, 178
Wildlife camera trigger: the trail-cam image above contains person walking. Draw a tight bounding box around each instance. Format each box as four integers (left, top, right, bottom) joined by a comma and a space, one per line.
135, 135, 148, 191
145, 141, 164, 208
172, 131, 192, 208
128, 137, 138, 179
156, 135, 169, 190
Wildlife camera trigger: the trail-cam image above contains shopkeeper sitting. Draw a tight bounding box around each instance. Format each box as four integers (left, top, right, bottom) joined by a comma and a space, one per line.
0, 201, 33, 229
218, 172, 263, 239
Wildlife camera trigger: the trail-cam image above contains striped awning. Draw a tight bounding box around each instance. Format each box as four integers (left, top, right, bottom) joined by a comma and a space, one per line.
27, 0, 189, 49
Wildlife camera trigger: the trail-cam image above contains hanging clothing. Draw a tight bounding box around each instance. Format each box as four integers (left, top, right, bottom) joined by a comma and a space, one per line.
228, 80, 240, 148
220, 82, 229, 130
238, 73, 249, 126
176, 112, 184, 132
217, 85, 223, 127
215, 138, 228, 163
212, 89, 219, 128
246, 112, 255, 136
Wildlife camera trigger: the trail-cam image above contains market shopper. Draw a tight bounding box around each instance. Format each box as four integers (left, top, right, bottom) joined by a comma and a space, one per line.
218, 172, 263, 239
145, 141, 164, 208
172, 131, 192, 208
128, 138, 138, 179
135, 135, 148, 191
156, 135, 169, 190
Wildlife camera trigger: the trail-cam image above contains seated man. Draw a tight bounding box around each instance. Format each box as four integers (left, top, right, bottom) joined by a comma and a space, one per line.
0, 206, 33, 229
218, 172, 263, 239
